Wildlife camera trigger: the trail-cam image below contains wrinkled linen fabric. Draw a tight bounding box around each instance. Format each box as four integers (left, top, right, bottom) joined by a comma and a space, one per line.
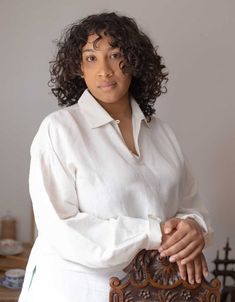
19, 89, 212, 302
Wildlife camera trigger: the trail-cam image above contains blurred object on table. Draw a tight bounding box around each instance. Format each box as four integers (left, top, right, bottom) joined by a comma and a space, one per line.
0, 239, 24, 256
0, 213, 17, 240
0, 242, 32, 302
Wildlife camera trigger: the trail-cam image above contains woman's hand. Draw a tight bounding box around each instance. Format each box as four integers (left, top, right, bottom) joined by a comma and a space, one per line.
159, 218, 205, 265
177, 253, 208, 284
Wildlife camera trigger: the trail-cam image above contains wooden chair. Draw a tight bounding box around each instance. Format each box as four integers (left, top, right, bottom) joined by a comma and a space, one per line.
110, 249, 221, 302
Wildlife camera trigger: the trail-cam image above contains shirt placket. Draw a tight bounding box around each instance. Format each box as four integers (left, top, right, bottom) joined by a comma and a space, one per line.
111, 116, 142, 164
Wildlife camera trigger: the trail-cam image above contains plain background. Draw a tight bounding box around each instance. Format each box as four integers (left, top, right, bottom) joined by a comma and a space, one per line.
0, 0, 234, 272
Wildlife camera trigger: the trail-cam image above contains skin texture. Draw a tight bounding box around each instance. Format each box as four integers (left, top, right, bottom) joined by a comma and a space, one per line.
80, 33, 132, 110
160, 218, 208, 284
159, 218, 205, 263
177, 253, 208, 284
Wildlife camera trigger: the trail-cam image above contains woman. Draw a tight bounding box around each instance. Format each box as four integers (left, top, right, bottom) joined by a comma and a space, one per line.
19, 12, 212, 302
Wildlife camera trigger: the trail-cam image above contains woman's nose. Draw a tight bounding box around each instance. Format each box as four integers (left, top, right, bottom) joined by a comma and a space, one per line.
98, 60, 113, 77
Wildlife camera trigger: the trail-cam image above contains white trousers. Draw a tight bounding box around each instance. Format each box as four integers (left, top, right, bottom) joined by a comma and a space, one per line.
19, 248, 125, 302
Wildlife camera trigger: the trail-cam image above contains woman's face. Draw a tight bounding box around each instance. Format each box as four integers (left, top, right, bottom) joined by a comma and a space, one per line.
80, 33, 132, 105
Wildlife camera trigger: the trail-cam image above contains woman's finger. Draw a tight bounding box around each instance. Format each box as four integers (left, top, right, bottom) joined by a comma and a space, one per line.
180, 245, 204, 265
159, 230, 187, 255
159, 218, 205, 258
161, 230, 203, 260
186, 261, 195, 285
194, 256, 202, 283
164, 218, 181, 234
201, 253, 209, 278
177, 261, 186, 281
168, 241, 198, 262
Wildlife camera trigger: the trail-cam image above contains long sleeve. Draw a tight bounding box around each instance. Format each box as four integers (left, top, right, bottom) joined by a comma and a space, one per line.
175, 156, 213, 246
158, 120, 213, 246
29, 124, 162, 269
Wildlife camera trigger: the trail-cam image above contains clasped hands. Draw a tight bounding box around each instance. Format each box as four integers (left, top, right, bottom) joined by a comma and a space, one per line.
159, 218, 208, 284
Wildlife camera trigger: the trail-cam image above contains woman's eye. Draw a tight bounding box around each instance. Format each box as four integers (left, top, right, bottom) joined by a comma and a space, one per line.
110, 52, 122, 59
86, 56, 96, 62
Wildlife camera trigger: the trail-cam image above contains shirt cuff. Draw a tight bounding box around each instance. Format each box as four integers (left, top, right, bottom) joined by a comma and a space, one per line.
146, 216, 162, 250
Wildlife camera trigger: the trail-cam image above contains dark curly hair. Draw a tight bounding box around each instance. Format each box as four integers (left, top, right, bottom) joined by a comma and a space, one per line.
49, 12, 168, 120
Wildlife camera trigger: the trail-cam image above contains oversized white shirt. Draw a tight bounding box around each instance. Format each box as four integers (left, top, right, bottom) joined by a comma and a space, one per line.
19, 89, 212, 302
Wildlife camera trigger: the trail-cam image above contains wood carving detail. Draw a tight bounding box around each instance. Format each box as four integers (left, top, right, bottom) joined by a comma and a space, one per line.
110, 249, 221, 302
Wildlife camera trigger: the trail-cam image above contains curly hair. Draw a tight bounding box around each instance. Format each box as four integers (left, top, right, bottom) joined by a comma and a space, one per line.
49, 12, 168, 120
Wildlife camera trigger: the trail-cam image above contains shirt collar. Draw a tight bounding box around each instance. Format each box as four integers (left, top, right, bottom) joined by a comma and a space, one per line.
130, 97, 150, 128
78, 89, 150, 129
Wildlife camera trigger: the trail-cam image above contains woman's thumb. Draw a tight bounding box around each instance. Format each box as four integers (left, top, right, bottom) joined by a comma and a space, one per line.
164, 218, 180, 234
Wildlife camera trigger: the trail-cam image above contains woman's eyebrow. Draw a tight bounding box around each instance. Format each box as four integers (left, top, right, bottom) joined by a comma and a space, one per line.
82, 46, 119, 53
82, 48, 95, 53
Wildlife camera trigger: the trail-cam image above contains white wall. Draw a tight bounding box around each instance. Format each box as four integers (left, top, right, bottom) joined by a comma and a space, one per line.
0, 0, 234, 271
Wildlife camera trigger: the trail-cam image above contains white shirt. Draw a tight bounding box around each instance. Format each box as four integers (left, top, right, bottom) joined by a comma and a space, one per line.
19, 89, 212, 302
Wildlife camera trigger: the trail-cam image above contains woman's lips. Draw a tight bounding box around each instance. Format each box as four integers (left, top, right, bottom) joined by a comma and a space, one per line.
98, 82, 117, 90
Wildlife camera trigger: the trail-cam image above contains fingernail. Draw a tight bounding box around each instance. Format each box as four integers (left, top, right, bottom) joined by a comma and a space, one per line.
181, 260, 186, 265
190, 279, 194, 285
203, 271, 209, 278
158, 247, 163, 252
196, 278, 201, 283
169, 256, 176, 263
165, 227, 171, 234
160, 252, 166, 257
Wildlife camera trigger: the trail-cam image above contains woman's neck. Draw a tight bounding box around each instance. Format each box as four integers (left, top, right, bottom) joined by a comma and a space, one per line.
96, 96, 132, 121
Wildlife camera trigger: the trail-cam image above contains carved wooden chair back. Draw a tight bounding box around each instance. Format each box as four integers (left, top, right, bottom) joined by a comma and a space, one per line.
110, 249, 221, 302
